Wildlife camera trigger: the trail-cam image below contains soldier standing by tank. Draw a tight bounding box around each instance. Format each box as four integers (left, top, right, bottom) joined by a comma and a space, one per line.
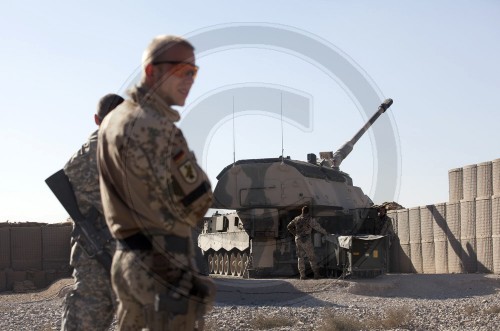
61, 93, 124, 331
374, 202, 401, 273
287, 206, 329, 280
374, 205, 395, 240
97, 35, 215, 331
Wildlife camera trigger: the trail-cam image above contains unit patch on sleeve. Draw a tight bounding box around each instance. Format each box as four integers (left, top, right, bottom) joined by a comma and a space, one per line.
179, 161, 198, 183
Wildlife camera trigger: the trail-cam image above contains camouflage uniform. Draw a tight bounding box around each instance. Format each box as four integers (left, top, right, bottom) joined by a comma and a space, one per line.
97, 86, 214, 331
375, 207, 395, 272
374, 214, 395, 240
287, 214, 328, 279
62, 130, 115, 331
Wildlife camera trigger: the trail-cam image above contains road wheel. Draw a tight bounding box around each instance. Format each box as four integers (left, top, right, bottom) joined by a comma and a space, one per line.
223, 252, 230, 275
230, 253, 237, 276
208, 253, 214, 274
242, 252, 249, 274
236, 252, 243, 276
213, 253, 219, 274
218, 253, 224, 275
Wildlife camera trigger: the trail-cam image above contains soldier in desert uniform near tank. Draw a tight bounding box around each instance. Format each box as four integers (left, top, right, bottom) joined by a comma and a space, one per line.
61, 93, 124, 331
373, 201, 403, 244
373, 201, 403, 273
287, 205, 329, 280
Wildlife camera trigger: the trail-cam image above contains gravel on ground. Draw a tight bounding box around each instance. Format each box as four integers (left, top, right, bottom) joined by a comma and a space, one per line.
1, 274, 499, 330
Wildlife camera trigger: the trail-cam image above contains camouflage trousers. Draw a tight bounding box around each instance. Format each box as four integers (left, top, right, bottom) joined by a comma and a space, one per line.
112, 238, 215, 331
61, 243, 115, 331
295, 236, 320, 277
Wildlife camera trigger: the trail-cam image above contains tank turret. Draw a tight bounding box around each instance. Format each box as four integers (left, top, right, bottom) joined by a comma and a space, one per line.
212, 98, 393, 211
199, 99, 395, 278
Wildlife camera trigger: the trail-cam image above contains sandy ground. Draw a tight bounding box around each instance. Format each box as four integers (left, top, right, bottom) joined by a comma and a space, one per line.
1, 273, 500, 330
213, 272, 500, 301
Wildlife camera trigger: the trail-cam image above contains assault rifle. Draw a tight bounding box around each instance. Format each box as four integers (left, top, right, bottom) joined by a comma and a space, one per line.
45, 169, 112, 272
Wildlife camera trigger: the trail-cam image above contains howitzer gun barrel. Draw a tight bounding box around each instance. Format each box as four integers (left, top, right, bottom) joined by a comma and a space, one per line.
350, 98, 393, 145
332, 98, 393, 168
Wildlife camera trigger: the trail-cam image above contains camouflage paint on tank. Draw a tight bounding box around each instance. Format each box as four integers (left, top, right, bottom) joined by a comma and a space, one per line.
213, 158, 372, 212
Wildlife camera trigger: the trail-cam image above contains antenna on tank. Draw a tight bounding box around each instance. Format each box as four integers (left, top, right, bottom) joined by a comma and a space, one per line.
232, 95, 236, 166
280, 92, 284, 164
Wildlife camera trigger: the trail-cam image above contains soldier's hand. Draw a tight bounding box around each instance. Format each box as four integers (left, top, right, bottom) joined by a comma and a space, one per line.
177, 271, 193, 297
322, 234, 334, 242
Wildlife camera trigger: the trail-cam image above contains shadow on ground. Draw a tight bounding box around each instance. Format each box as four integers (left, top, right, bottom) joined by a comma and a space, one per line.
347, 273, 500, 299
213, 277, 346, 308
213, 273, 500, 305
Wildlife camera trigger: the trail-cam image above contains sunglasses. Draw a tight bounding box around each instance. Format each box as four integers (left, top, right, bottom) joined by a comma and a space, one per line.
152, 60, 199, 79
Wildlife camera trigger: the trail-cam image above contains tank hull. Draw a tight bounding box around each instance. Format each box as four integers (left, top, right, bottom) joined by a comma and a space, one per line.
198, 207, 389, 278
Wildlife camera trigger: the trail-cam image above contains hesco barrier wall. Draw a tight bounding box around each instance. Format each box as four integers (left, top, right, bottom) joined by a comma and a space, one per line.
0, 222, 72, 292
387, 157, 500, 274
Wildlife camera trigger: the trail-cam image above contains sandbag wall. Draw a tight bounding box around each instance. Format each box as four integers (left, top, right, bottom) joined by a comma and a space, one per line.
0, 222, 72, 292
387, 157, 500, 274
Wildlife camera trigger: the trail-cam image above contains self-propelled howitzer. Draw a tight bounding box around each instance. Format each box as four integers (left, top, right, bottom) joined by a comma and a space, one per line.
198, 99, 395, 278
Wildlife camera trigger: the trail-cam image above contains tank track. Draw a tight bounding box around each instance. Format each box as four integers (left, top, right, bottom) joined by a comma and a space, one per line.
206, 249, 250, 277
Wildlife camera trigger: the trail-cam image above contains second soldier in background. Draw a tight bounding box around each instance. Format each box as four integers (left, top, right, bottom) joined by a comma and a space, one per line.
62, 94, 124, 331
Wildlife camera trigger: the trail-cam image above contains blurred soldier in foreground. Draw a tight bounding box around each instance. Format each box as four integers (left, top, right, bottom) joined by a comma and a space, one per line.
61, 93, 124, 331
97, 35, 215, 330
287, 206, 329, 280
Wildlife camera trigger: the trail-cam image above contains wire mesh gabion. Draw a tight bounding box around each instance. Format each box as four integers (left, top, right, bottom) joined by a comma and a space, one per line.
475, 197, 493, 272
446, 202, 463, 273
448, 167, 463, 203
462, 164, 477, 200
493, 159, 500, 196
460, 199, 477, 273
476, 161, 493, 198
432, 203, 448, 273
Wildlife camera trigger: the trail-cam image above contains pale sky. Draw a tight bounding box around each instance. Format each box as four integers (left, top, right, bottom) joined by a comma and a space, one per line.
1, 1, 499, 223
